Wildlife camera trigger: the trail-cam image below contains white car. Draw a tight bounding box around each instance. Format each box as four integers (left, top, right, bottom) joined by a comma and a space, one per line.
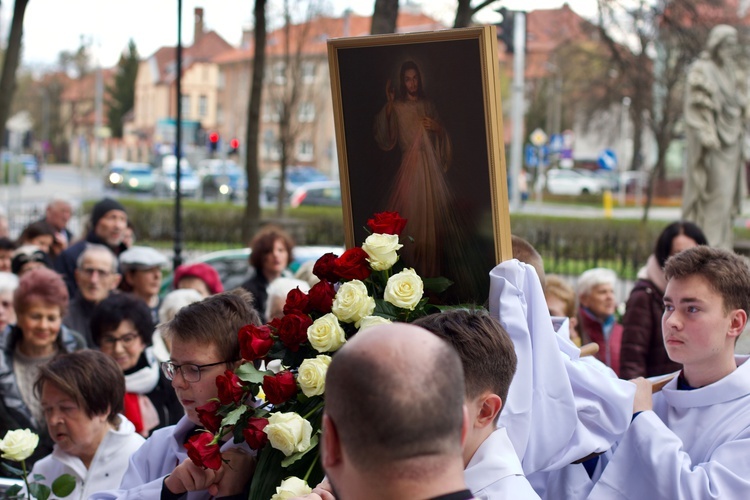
543, 168, 609, 196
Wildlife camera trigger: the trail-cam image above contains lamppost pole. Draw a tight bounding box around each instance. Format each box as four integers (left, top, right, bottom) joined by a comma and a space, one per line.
173, 0, 184, 269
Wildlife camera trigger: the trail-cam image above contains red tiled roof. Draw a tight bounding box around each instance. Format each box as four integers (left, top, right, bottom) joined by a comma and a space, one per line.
60, 68, 115, 101
213, 11, 445, 64
147, 30, 233, 83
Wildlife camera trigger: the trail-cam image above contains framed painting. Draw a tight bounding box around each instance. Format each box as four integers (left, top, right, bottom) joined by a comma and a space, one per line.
327, 25, 511, 304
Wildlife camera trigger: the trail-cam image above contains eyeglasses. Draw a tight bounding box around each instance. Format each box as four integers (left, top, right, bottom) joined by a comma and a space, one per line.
100, 332, 140, 347
160, 360, 231, 383
80, 268, 113, 278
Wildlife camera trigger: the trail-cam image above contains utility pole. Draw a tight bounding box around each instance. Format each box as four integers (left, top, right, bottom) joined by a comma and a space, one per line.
508, 11, 526, 212
174, 0, 184, 269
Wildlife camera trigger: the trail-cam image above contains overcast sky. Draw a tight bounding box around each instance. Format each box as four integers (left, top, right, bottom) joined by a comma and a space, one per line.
0, 0, 598, 69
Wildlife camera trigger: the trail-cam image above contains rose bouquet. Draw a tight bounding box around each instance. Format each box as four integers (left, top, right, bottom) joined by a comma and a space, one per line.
190, 211, 451, 499
0, 429, 75, 500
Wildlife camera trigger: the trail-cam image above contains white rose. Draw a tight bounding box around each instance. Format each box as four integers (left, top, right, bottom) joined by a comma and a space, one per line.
307, 313, 347, 353
0, 429, 39, 462
270, 476, 313, 500
362, 233, 402, 271
358, 315, 392, 331
332, 280, 375, 324
297, 355, 331, 397
264, 412, 313, 457
384, 268, 424, 310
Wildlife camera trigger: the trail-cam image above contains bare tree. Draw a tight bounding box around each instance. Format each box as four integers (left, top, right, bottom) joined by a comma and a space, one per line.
243, 0, 267, 243
0, 0, 30, 151
453, 0, 501, 28
371, 0, 398, 34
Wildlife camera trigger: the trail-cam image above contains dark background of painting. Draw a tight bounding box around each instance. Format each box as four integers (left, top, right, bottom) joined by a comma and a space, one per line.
336, 37, 498, 303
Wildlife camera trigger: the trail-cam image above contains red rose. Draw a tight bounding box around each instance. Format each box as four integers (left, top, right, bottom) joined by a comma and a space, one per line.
307, 280, 336, 314
216, 370, 245, 405
262, 371, 297, 405
242, 417, 269, 450
334, 247, 371, 280
276, 313, 313, 352
185, 432, 223, 470
196, 400, 222, 434
367, 211, 407, 236
283, 287, 310, 315
313, 252, 340, 282
268, 317, 282, 331
238, 325, 274, 361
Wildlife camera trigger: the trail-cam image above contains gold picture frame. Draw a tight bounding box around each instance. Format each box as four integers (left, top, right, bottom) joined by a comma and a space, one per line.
327, 25, 511, 304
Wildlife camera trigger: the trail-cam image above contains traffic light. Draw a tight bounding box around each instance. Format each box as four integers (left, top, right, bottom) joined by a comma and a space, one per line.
228, 138, 240, 155
208, 132, 219, 153
497, 7, 515, 54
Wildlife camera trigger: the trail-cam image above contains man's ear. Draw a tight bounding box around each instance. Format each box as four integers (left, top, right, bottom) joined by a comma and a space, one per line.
728, 309, 747, 339
110, 273, 122, 290
322, 414, 342, 469
460, 404, 470, 447
475, 393, 502, 429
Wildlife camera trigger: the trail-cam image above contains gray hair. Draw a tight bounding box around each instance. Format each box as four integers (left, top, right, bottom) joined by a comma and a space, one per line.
76, 243, 118, 274
0, 272, 19, 294
576, 267, 617, 298
265, 277, 310, 320
158, 288, 203, 325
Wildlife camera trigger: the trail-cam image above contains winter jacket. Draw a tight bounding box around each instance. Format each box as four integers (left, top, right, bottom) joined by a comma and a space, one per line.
578, 307, 623, 377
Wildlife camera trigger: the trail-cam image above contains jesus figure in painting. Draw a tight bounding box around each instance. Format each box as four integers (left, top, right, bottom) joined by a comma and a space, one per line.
373, 60, 456, 278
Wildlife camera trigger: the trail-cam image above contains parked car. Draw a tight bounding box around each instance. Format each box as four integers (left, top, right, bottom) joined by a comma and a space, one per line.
542, 168, 610, 196
290, 181, 342, 208
153, 157, 200, 197
261, 166, 330, 204
122, 163, 156, 192
159, 245, 344, 297
104, 160, 129, 189
196, 159, 247, 200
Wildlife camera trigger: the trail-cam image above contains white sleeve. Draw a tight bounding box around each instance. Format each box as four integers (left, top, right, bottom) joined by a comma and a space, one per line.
89, 439, 169, 499
589, 411, 750, 499
491, 260, 633, 474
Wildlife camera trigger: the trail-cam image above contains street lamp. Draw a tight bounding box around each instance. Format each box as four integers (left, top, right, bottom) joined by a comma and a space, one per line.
173, 0, 184, 269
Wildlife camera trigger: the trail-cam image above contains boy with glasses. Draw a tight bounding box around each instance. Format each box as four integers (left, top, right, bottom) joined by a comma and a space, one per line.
93, 289, 261, 500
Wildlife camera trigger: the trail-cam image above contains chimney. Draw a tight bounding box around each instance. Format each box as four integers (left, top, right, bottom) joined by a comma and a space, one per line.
194, 7, 204, 45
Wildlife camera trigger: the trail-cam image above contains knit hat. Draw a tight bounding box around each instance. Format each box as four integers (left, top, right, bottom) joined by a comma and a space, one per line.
91, 198, 126, 229
174, 262, 223, 295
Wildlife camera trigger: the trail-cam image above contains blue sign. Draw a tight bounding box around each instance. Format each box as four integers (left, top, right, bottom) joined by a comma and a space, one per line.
549, 134, 563, 153
597, 149, 617, 170
525, 144, 538, 167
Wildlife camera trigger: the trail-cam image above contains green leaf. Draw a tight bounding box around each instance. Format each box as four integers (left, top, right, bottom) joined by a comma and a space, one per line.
235, 363, 271, 384
1, 462, 23, 477
4, 484, 21, 497
374, 299, 401, 320
221, 405, 248, 427
28, 482, 51, 500
33, 473, 46, 481
51, 473, 77, 497
422, 276, 453, 293
280, 434, 319, 467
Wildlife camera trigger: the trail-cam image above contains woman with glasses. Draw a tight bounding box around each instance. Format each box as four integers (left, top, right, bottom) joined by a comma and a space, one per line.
92, 289, 260, 500
90, 293, 182, 437
0, 268, 86, 467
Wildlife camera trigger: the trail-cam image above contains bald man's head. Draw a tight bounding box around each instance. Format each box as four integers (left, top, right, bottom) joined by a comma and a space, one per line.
325, 323, 465, 471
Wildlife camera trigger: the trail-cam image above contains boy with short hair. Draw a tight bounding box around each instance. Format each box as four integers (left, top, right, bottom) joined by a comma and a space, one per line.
589, 246, 750, 498
415, 309, 540, 499
93, 289, 261, 500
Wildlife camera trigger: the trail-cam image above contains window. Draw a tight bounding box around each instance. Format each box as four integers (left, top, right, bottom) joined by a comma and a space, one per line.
301, 61, 316, 84
297, 140, 314, 161
263, 101, 282, 123
199, 95, 208, 118
180, 95, 191, 117
272, 61, 286, 84
263, 131, 281, 160
218, 70, 225, 90
298, 102, 315, 123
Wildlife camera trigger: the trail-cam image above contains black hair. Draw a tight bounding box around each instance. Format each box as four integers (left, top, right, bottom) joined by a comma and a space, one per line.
90, 293, 154, 347
654, 221, 708, 268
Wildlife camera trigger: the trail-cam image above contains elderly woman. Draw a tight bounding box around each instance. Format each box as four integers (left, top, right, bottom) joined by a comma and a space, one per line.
30, 350, 145, 498
90, 293, 183, 437
11, 245, 52, 277
241, 226, 294, 323
0, 268, 85, 466
152, 288, 203, 362
576, 267, 623, 376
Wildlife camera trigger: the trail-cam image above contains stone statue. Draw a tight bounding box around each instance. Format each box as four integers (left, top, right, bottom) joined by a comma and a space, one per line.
682, 25, 747, 250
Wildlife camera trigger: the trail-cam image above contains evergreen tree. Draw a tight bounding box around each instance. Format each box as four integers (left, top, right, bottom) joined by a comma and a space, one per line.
106, 39, 139, 138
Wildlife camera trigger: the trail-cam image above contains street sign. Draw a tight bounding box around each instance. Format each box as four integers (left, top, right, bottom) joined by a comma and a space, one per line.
549, 134, 563, 153
530, 128, 548, 147
525, 144, 538, 167
598, 149, 617, 171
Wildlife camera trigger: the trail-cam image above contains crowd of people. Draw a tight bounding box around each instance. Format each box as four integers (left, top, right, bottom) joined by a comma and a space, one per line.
0, 195, 748, 499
